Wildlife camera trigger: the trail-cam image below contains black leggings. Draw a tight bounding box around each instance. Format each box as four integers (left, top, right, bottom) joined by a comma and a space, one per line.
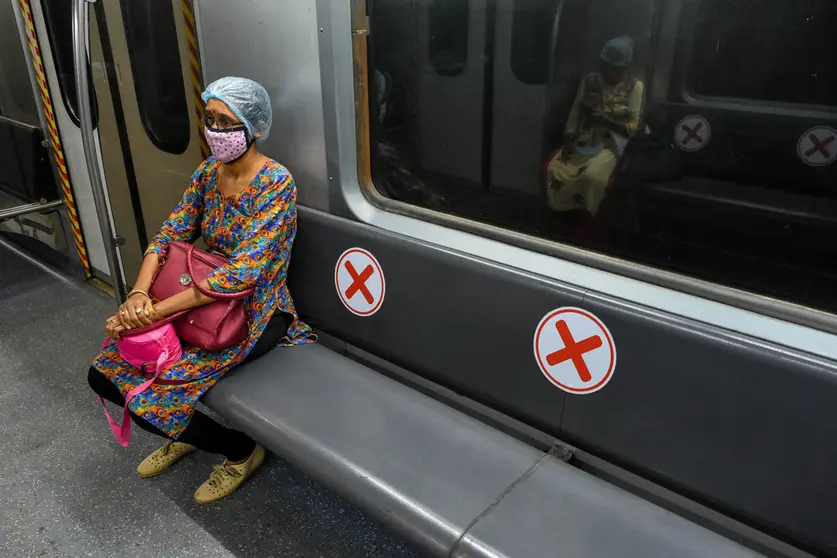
88, 312, 290, 462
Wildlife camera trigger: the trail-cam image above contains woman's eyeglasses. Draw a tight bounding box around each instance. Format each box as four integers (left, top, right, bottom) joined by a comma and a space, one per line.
203, 114, 244, 131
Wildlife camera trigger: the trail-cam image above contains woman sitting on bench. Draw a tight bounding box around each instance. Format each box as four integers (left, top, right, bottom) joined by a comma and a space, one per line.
87, 76, 315, 504
546, 36, 644, 219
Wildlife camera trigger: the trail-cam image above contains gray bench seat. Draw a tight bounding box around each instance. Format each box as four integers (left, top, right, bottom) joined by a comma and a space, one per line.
204, 344, 762, 558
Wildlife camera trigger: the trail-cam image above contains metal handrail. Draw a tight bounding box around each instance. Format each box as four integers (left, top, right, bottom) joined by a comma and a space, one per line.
0, 199, 64, 222
0, 115, 40, 132
72, 0, 125, 305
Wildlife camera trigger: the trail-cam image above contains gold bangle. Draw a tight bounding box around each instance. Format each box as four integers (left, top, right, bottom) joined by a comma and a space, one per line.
126, 289, 149, 300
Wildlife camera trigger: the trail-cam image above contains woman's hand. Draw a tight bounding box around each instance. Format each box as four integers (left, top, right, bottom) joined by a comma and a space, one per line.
118, 292, 155, 329
592, 109, 629, 136
105, 315, 126, 340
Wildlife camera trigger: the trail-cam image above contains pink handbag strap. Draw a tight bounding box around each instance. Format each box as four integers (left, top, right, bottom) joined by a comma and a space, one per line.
151, 241, 254, 301
98, 343, 172, 447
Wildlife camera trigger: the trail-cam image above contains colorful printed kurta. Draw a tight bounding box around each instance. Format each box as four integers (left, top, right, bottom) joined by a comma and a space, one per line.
93, 157, 316, 439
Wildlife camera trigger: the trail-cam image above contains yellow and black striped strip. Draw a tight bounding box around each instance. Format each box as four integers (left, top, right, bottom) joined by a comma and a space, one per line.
181, 0, 209, 160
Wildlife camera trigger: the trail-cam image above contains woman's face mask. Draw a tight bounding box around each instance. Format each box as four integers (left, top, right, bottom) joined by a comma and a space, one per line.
204, 122, 254, 164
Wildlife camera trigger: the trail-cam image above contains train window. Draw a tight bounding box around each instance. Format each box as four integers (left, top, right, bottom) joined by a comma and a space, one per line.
688, 0, 837, 107
41, 0, 98, 127
510, 0, 559, 85
429, 0, 469, 76
367, 0, 837, 318
121, 0, 189, 154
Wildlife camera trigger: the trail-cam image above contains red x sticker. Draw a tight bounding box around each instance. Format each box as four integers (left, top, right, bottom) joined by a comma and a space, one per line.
335, 248, 385, 316
534, 307, 616, 394
797, 126, 837, 167
674, 115, 711, 152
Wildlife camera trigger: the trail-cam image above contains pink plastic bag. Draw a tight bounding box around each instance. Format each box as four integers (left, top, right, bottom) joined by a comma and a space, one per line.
99, 323, 182, 446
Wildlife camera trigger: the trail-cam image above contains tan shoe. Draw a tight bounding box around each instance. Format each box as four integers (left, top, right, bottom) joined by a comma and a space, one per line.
137, 441, 198, 479
193, 444, 266, 504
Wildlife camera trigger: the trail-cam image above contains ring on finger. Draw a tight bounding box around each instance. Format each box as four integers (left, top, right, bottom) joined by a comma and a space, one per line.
135, 307, 143, 314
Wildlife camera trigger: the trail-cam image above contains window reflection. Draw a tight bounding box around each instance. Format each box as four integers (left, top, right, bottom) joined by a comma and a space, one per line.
368, 0, 837, 315
546, 37, 644, 219
689, 0, 837, 107
429, 0, 469, 76
510, 0, 558, 85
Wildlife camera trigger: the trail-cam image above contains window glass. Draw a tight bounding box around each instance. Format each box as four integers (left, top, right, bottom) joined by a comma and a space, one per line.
121, 0, 189, 154
41, 0, 98, 127
368, 0, 837, 316
688, 0, 837, 107
511, 0, 558, 85
429, 0, 469, 76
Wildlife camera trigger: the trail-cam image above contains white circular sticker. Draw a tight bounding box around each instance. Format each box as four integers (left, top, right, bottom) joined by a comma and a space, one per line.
674, 115, 711, 152
533, 307, 616, 394
797, 126, 837, 167
334, 248, 385, 316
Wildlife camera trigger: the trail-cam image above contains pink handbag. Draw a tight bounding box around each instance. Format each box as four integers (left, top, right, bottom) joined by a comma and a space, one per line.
99, 323, 183, 446
149, 241, 254, 351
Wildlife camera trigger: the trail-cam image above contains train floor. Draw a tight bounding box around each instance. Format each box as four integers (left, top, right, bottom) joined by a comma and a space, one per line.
0, 236, 424, 558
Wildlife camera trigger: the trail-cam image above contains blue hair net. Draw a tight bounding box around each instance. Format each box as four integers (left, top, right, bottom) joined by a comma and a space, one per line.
202, 77, 273, 140
601, 36, 634, 68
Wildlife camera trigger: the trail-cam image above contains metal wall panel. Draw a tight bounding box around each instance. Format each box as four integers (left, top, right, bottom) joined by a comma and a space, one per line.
288, 207, 583, 430
195, 0, 329, 210
567, 292, 837, 555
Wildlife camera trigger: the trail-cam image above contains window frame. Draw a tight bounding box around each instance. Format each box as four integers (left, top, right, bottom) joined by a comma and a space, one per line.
119, 0, 190, 155
340, 0, 837, 344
